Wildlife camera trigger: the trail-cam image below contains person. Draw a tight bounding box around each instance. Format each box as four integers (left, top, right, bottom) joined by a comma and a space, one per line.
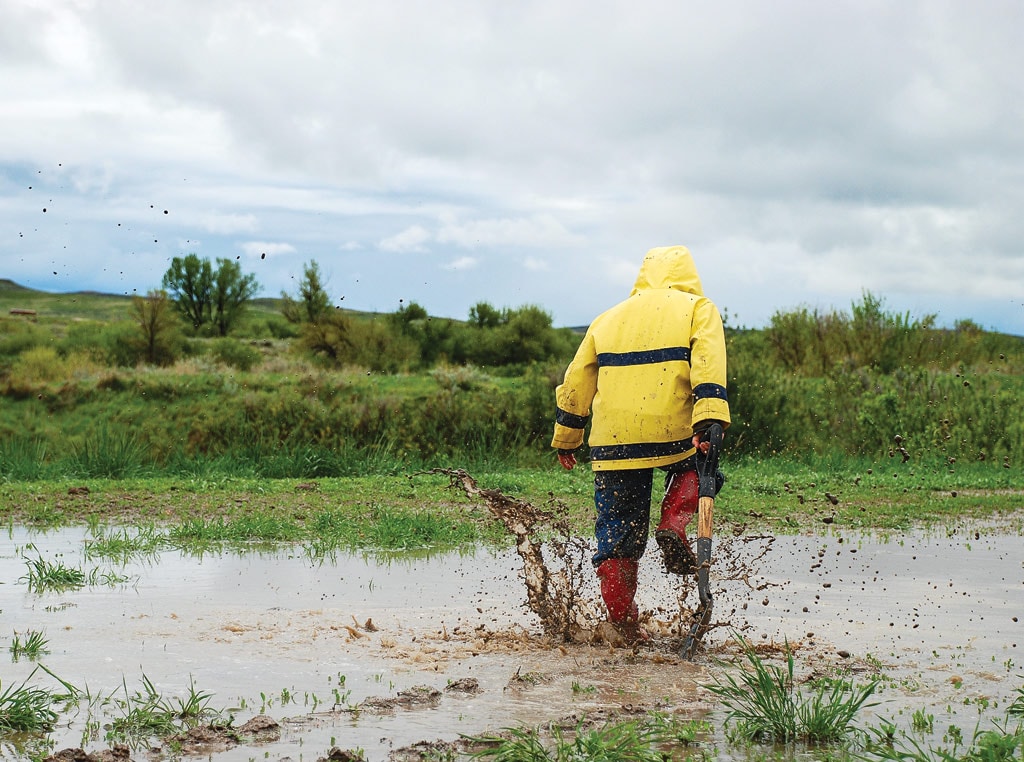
551, 245, 730, 643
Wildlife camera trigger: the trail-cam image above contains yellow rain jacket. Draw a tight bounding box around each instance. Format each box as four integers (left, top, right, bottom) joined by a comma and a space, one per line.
551, 245, 731, 471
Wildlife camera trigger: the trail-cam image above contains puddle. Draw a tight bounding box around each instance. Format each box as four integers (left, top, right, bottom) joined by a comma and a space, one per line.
1, 519, 1022, 760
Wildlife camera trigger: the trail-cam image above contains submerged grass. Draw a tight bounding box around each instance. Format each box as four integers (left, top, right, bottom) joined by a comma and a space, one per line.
860, 716, 1024, 762
107, 674, 223, 747
20, 555, 87, 592
1011, 684, 1024, 718
0, 664, 77, 734
78, 500, 499, 557
19, 555, 132, 591
466, 713, 696, 761
705, 635, 877, 745
83, 525, 166, 561
9, 630, 50, 662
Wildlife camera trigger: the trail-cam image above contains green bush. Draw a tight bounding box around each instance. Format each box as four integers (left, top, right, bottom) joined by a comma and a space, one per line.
340, 318, 421, 372
208, 338, 262, 371
0, 319, 50, 359
9, 346, 67, 385
762, 292, 1024, 376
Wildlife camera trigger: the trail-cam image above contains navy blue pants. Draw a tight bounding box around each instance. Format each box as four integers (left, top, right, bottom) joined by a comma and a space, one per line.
593, 468, 656, 566
592, 457, 716, 566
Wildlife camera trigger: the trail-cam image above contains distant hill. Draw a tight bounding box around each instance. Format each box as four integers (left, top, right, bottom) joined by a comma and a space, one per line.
0, 278, 35, 293
0, 280, 388, 325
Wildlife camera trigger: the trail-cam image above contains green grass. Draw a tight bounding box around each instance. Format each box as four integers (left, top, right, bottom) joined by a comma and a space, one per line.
83, 526, 166, 562
78, 498, 500, 557
107, 674, 222, 747
0, 283, 132, 323
2, 457, 1020, 544
19, 555, 132, 592
705, 635, 877, 745
0, 438, 50, 482
860, 717, 1024, 761
0, 664, 76, 734
20, 555, 87, 592
466, 714, 690, 761
67, 427, 149, 480
1010, 683, 1024, 718
9, 630, 49, 662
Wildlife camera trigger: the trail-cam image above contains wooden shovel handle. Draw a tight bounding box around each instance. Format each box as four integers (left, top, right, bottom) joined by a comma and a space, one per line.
697, 495, 714, 540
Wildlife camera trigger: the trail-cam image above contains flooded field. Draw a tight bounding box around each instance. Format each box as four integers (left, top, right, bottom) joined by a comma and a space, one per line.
2, 517, 1022, 760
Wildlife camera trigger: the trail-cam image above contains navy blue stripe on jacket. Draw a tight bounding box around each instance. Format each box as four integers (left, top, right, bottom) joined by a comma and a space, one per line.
596, 346, 690, 367
589, 438, 692, 462
693, 382, 728, 401
555, 407, 589, 430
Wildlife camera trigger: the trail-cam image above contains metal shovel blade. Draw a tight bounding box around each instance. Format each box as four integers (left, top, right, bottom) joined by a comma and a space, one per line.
682, 528, 713, 659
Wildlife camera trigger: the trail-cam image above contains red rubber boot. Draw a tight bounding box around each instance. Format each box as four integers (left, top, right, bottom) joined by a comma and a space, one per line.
596, 558, 646, 644
656, 469, 698, 575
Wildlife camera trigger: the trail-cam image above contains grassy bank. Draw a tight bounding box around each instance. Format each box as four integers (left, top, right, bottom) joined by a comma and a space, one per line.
3, 457, 1021, 547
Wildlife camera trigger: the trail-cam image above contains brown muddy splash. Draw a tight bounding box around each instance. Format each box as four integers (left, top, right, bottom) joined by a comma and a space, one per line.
431, 468, 776, 647
430, 468, 599, 641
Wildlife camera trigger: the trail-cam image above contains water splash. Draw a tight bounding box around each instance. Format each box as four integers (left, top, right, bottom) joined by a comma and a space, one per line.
429, 468, 778, 649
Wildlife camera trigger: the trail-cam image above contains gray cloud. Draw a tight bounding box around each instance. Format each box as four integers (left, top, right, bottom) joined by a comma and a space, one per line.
1, 0, 1022, 334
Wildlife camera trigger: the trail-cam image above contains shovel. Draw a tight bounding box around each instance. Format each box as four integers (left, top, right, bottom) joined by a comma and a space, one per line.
682, 422, 723, 660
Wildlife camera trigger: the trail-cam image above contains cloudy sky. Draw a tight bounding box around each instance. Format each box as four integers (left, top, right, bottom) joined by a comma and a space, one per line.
2, 1, 1022, 334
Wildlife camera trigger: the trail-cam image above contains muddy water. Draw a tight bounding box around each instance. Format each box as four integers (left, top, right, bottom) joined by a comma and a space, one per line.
2, 520, 1022, 761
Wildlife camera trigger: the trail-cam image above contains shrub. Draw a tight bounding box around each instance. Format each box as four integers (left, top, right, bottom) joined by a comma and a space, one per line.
0, 319, 50, 359
208, 338, 262, 371
7, 346, 67, 389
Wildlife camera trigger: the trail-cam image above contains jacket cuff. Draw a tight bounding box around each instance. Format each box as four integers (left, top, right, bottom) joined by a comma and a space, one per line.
693, 399, 731, 429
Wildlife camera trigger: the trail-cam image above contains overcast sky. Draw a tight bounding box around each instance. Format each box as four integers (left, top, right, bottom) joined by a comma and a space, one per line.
2, 1, 1022, 335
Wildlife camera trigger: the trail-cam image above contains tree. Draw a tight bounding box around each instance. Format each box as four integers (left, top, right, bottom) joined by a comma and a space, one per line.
468, 301, 503, 328
161, 254, 260, 336
210, 257, 260, 336
281, 260, 332, 325
498, 304, 557, 364
389, 300, 429, 331
130, 289, 180, 365
161, 253, 212, 330
298, 311, 353, 362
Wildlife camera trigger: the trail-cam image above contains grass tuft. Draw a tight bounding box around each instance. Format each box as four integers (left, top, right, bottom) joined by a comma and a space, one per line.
107, 674, 222, 747
0, 438, 51, 482
0, 664, 77, 734
20, 555, 86, 592
1009, 681, 1024, 718
68, 426, 148, 480
705, 635, 876, 745
9, 630, 50, 662
20, 554, 134, 592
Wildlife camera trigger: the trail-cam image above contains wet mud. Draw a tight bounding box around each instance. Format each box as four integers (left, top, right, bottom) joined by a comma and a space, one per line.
2, 484, 1021, 761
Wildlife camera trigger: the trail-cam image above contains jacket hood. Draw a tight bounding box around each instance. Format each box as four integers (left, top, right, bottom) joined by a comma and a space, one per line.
630, 245, 704, 297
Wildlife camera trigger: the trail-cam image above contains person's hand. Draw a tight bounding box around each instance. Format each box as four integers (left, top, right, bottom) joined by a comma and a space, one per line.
692, 421, 725, 453
557, 449, 577, 470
